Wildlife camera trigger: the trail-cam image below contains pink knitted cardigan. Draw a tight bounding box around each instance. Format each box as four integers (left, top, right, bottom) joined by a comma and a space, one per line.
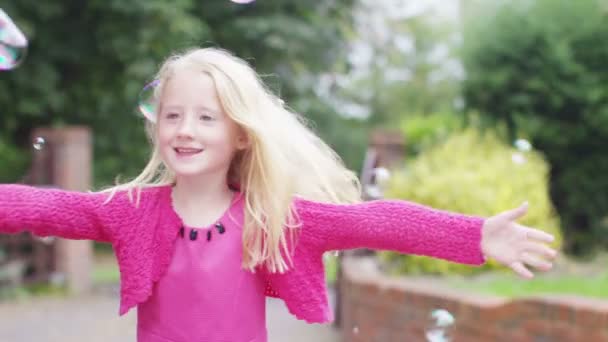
0, 184, 485, 323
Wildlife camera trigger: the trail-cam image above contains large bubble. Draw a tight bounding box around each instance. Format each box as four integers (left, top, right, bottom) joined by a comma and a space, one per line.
0, 9, 28, 71
137, 79, 160, 122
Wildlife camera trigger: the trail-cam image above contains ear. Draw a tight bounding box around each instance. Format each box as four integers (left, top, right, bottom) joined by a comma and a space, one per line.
235, 132, 250, 150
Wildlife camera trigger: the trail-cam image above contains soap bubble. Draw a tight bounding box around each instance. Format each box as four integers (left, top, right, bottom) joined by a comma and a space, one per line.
514, 138, 532, 152
32, 137, 46, 150
511, 138, 532, 165
0, 9, 28, 71
137, 79, 159, 122
511, 152, 526, 165
230, 0, 256, 4
426, 309, 454, 342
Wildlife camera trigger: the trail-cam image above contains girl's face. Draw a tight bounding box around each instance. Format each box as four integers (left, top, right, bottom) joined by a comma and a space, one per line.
156, 69, 246, 180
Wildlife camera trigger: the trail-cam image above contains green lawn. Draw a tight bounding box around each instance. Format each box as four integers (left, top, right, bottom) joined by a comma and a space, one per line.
445, 271, 608, 299
92, 263, 120, 284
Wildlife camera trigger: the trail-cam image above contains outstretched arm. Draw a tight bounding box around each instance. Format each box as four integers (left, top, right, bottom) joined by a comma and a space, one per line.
295, 199, 556, 278
296, 198, 486, 265
0, 184, 115, 243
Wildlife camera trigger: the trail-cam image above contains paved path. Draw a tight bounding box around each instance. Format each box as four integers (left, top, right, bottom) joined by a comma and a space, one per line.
0, 286, 340, 342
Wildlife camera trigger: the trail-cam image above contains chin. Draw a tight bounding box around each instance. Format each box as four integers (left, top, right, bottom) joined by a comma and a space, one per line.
172, 168, 209, 178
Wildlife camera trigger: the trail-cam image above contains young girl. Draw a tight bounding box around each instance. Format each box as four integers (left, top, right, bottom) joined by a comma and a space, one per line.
0, 47, 556, 342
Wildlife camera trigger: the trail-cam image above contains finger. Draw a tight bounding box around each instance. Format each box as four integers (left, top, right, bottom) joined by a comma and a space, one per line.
510, 261, 534, 279
524, 227, 555, 244
500, 202, 529, 221
523, 241, 558, 260
521, 252, 553, 271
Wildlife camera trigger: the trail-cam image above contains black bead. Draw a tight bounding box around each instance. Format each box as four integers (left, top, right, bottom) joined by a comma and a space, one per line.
179, 226, 185, 238
207, 230, 212, 241
215, 222, 226, 234
189, 229, 198, 241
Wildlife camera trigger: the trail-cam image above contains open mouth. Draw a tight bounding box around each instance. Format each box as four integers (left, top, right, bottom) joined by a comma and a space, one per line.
174, 147, 204, 157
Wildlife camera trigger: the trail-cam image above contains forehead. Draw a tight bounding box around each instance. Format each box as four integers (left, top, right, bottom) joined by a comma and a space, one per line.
161, 69, 222, 110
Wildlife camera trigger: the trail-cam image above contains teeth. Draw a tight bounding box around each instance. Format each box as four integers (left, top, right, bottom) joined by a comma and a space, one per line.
175, 148, 202, 153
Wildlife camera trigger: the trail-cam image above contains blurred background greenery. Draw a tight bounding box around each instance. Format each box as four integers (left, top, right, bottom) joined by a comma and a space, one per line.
2, 0, 608, 296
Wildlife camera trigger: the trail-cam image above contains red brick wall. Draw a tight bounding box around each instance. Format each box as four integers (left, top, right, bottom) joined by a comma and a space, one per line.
339, 257, 608, 342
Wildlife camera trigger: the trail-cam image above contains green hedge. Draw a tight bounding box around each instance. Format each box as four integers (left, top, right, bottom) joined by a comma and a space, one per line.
380, 128, 561, 275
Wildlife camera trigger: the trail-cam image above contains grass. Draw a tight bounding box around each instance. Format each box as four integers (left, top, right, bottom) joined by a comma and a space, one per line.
92, 264, 120, 284
92, 252, 120, 284
324, 253, 339, 284
0, 283, 67, 301
445, 271, 608, 299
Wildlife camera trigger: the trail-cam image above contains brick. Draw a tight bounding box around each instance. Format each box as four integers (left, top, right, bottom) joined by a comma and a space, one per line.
548, 302, 575, 323
575, 308, 604, 328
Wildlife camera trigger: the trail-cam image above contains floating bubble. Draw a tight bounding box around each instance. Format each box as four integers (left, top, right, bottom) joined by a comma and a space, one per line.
514, 138, 532, 152
0, 9, 28, 71
365, 167, 392, 199
33, 137, 46, 150
230, 0, 256, 4
511, 152, 526, 165
137, 79, 160, 122
35, 236, 55, 245
352, 326, 359, 335
426, 309, 454, 342
373, 167, 391, 186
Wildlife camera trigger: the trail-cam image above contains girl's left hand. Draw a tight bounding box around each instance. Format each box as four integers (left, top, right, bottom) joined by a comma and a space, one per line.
481, 202, 557, 279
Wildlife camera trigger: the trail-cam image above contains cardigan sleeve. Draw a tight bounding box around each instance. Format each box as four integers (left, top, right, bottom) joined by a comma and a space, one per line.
0, 184, 116, 243
294, 198, 486, 266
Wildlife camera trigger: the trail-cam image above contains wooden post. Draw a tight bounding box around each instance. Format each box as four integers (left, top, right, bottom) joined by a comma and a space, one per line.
31, 126, 93, 295
335, 129, 406, 328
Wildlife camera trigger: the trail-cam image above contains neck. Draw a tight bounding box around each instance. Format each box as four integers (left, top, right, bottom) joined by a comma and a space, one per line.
172, 173, 233, 212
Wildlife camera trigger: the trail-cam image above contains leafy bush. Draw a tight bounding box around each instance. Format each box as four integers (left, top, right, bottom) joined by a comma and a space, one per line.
461, 0, 608, 254
399, 112, 463, 157
380, 129, 561, 275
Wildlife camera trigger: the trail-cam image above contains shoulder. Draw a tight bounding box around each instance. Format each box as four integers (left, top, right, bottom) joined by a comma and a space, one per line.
293, 196, 383, 220
96, 184, 170, 213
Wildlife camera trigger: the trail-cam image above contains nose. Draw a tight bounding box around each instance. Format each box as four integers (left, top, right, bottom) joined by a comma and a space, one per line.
176, 112, 196, 138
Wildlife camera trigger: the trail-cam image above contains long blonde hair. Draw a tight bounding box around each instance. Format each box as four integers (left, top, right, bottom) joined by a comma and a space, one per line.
105, 47, 361, 272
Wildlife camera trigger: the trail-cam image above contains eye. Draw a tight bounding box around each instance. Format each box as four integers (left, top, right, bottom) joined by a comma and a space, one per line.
200, 113, 215, 121
164, 112, 180, 120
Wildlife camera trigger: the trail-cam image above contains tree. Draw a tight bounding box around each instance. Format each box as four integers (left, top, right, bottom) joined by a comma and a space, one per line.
0, 0, 360, 185
324, 0, 464, 128
462, 0, 608, 254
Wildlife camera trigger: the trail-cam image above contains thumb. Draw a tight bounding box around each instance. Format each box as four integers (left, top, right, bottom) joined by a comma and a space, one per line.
500, 202, 529, 221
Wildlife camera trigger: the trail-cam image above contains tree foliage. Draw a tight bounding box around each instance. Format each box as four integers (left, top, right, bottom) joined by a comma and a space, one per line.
462, 0, 608, 254
0, 0, 361, 185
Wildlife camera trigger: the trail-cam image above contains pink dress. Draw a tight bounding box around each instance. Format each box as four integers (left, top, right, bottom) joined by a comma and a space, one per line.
137, 192, 268, 342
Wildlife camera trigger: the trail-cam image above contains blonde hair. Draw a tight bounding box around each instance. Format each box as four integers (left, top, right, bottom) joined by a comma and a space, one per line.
105, 47, 361, 273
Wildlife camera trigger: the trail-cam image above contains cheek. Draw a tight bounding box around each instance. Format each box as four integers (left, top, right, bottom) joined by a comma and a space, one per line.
207, 125, 237, 147
156, 126, 173, 146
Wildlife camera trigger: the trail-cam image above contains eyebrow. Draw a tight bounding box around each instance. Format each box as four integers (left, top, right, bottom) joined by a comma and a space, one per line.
162, 105, 222, 114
